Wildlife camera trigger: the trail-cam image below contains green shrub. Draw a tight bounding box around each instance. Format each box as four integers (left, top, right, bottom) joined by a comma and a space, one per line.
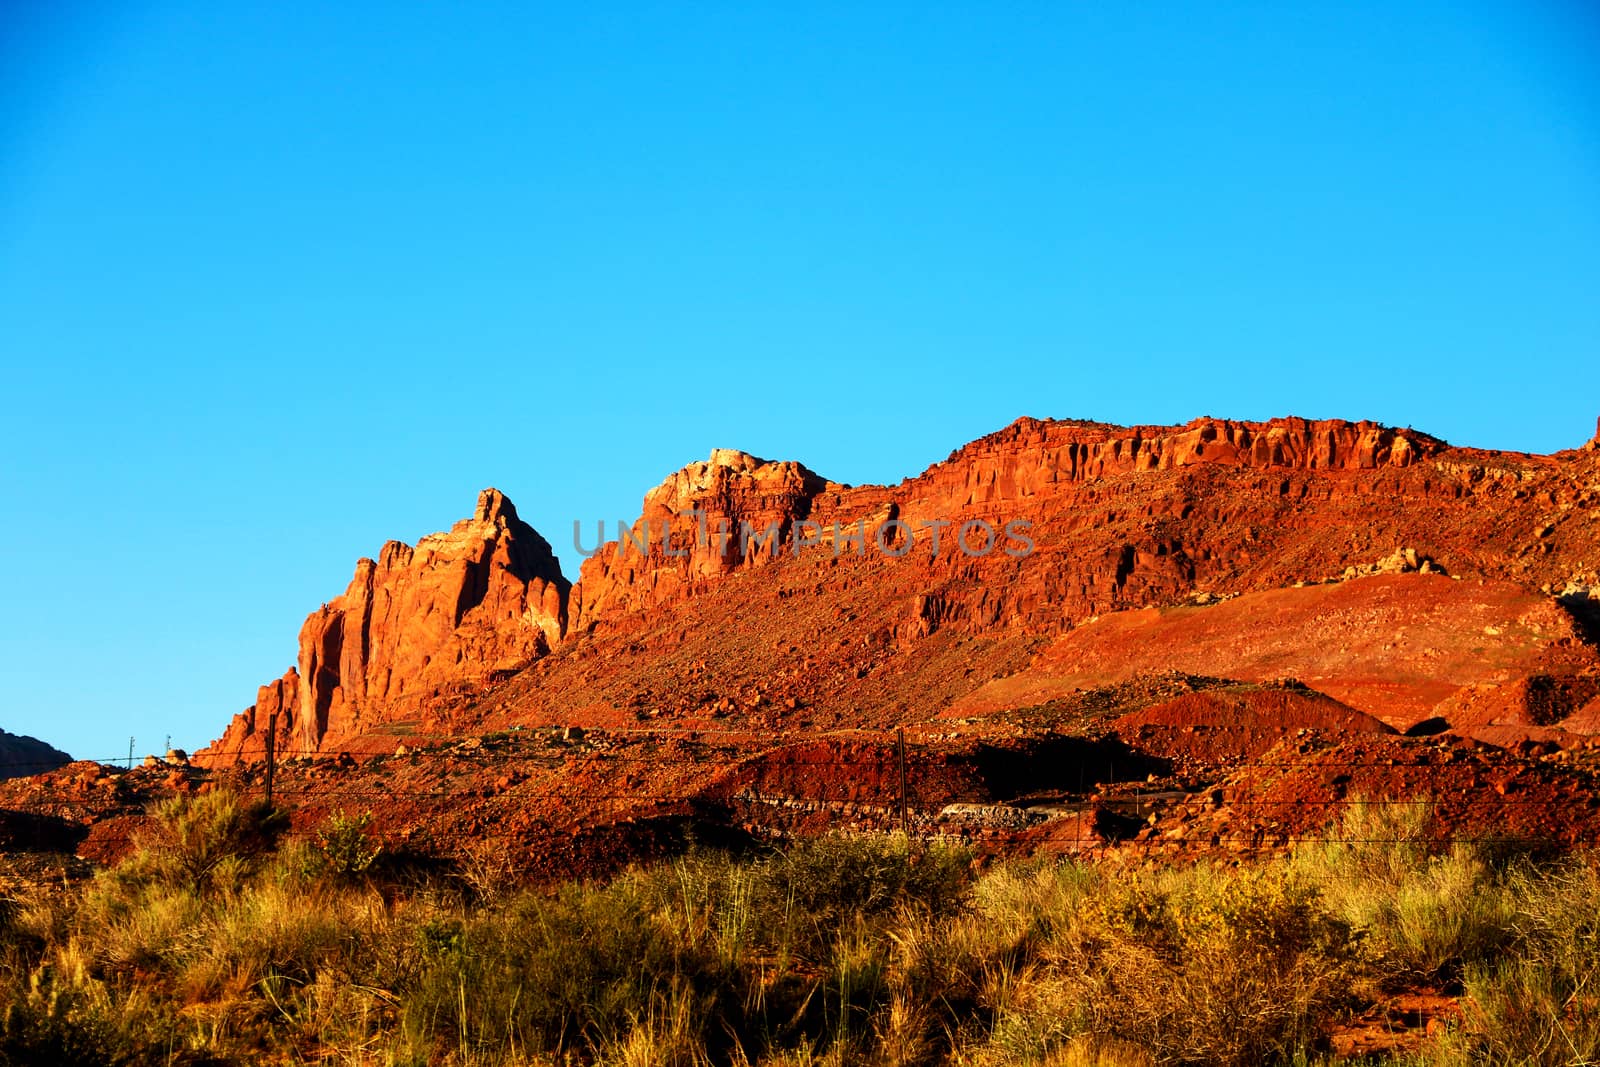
416, 916, 466, 960
764, 832, 971, 933
312, 809, 383, 879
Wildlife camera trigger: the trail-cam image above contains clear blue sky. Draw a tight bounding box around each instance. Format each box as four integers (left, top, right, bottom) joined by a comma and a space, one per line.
2, 2, 1597, 760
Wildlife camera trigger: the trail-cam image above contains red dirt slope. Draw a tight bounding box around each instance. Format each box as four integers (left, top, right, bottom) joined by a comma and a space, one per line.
1111, 686, 1394, 769
949, 574, 1597, 728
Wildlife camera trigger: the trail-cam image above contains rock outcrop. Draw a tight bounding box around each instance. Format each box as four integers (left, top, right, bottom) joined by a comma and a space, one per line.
903, 415, 1437, 509
197, 669, 299, 764
568, 450, 833, 630
567, 417, 1454, 639
198, 489, 568, 762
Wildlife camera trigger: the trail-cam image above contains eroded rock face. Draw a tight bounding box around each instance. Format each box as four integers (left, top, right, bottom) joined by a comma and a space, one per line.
565, 417, 1451, 638
901, 415, 1436, 511
201, 415, 1600, 761
568, 450, 833, 630
200, 670, 299, 765
197, 490, 568, 762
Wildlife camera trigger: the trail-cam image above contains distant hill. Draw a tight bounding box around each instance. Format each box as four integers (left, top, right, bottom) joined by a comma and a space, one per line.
0, 728, 72, 780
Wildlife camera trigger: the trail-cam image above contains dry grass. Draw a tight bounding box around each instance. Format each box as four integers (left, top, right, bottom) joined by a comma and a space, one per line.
0, 791, 1596, 1065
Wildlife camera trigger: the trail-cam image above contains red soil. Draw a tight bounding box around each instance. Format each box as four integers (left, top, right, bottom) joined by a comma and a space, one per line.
950, 574, 1597, 729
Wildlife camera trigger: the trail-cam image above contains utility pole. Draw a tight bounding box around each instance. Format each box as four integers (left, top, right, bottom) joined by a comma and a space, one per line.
896, 727, 908, 835
127, 736, 134, 769
264, 712, 278, 808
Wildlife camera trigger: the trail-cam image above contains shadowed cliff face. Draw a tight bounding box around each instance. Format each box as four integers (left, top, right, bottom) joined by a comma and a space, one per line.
0, 728, 71, 780
198, 415, 1600, 764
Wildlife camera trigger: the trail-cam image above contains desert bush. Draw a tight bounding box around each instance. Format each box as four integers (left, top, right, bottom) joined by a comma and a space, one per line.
1293, 799, 1516, 984
134, 788, 284, 893
74, 879, 206, 977
61, 837, 423, 1059
1093, 866, 1358, 1063
873, 861, 1104, 1062
393, 833, 968, 1065
1456, 956, 1600, 1065
640, 833, 968, 959
964, 862, 1360, 1066
1425, 858, 1600, 1065
762, 833, 971, 935
10, 815, 1600, 1066
311, 808, 383, 879
398, 875, 730, 1062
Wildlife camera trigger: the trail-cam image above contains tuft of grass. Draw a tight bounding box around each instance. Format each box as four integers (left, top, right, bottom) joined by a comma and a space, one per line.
0, 936, 179, 1066
1292, 798, 1516, 985
1422, 859, 1600, 1066
990, 863, 1358, 1066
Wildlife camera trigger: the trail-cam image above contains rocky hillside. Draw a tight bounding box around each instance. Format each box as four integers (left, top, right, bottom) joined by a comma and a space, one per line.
197, 414, 1600, 764
0, 412, 1589, 873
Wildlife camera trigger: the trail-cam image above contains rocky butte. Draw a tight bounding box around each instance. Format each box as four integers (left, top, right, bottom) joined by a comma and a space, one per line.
196, 414, 1600, 766
201, 489, 567, 761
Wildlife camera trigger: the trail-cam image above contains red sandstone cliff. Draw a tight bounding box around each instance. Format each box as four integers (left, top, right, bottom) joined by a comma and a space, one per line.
200, 416, 1600, 762
564, 416, 1473, 640
569, 418, 1439, 628
568, 449, 834, 631
197, 489, 567, 763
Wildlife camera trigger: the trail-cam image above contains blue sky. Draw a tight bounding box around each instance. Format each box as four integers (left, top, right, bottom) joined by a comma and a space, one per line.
2, 1, 1597, 759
